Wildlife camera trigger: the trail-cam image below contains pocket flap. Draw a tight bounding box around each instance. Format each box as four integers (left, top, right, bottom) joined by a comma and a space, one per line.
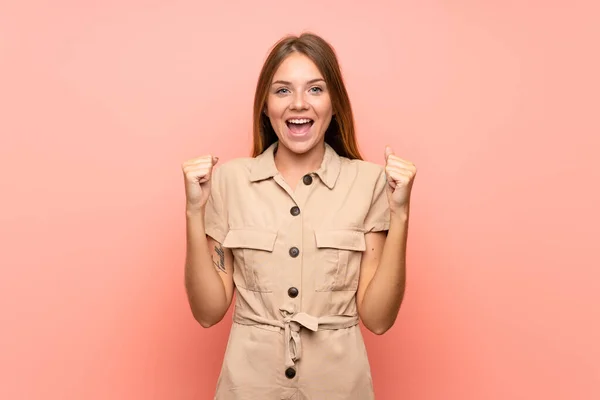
314, 229, 366, 251
223, 229, 277, 251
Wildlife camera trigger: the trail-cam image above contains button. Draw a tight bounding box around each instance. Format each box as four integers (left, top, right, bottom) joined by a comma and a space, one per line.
302, 174, 313, 185
285, 367, 296, 379
289, 247, 299, 258
288, 287, 299, 298
290, 206, 300, 216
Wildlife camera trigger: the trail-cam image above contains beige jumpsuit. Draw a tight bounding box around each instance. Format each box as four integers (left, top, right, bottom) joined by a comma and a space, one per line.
204, 142, 390, 400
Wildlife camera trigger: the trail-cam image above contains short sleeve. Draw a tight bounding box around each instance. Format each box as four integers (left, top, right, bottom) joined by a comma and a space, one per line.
203, 166, 228, 243
363, 167, 391, 232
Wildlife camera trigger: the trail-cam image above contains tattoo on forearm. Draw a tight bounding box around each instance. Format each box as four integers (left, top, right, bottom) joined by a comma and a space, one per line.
213, 244, 226, 274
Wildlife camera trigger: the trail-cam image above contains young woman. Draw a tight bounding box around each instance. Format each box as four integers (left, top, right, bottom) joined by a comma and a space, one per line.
182, 32, 417, 399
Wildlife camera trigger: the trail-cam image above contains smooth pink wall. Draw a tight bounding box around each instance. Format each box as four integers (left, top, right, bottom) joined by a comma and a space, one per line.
1, 1, 598, 399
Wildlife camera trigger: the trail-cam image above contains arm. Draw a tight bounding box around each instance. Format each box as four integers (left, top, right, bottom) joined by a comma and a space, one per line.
184, 210, 234, 328
356, 204, 409, 335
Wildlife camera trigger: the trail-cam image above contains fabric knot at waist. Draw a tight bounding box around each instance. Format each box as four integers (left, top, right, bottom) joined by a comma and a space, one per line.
233, 307, 359, 368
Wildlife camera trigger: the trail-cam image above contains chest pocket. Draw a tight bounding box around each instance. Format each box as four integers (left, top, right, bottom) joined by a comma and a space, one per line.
314, 229, 366, 292
223, 229, 277, 293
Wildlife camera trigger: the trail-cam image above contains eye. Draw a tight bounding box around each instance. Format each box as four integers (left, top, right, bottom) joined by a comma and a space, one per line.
309, 86, 323, 93
275, 87, 290, 94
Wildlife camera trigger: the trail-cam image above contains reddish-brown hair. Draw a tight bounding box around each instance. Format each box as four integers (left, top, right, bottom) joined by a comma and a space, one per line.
251, 32, 363, 160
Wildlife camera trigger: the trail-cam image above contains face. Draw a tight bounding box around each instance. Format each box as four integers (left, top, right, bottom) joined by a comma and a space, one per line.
265, 52, 334, 155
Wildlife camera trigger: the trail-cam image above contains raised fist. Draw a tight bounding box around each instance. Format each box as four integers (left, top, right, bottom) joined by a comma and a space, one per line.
181, 155, 219, 212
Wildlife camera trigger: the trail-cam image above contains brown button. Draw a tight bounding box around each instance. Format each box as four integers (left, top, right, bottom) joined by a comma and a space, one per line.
289, 247, 299, 258
288, 287, 299, 298
290, 206, 300, 216
302, 174, 313, 185
285, 367, 296, 379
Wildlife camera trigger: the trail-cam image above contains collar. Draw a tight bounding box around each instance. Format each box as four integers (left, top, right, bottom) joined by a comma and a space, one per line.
249, 141, 341, 189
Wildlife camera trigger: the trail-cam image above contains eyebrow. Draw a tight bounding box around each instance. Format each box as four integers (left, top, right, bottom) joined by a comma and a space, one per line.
271, 78, 326, 86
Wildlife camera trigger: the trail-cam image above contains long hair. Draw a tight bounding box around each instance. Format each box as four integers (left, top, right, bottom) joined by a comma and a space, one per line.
251, 32, 363, 160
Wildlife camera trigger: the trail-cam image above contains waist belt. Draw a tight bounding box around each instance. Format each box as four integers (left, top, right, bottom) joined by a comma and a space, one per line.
233, 307, 359, 368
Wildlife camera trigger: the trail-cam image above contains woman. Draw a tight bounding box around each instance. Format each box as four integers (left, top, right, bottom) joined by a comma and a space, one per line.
182, 32, 416, 399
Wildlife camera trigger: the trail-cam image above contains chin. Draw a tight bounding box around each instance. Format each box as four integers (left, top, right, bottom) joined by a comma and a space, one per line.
290, 143, 314, 155
280, 134, 322, 155
277, 123, 325, 154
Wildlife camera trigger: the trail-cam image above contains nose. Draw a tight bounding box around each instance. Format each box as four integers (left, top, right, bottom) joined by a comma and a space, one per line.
290, 91, 309, 110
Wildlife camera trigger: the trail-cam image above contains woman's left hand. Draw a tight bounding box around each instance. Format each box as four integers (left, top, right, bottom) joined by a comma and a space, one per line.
384, 145, 417, 213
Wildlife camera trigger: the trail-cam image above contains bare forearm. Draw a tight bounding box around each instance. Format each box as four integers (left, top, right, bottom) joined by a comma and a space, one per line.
184, 209, 228, 327
360, 207, 409, 334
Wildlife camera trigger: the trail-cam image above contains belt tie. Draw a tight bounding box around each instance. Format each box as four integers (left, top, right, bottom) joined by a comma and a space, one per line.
281, 310, 319, 368
233, 307, 359, 368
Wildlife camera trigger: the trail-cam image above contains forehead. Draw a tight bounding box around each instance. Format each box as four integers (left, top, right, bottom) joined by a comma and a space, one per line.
272, 52, 324, 81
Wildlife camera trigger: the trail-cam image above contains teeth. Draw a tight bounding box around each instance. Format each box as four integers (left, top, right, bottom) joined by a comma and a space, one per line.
288, 118, 312, 124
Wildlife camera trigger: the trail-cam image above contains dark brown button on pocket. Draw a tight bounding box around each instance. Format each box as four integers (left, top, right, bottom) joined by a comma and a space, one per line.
288, 287, 299, 298
290, 206, 300, 216
289, 247, 299, 258
302, 174, 313, 185
285, 367, 296, 379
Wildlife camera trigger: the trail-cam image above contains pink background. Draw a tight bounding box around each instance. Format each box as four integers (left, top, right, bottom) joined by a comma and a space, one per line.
1, 1, 599, 399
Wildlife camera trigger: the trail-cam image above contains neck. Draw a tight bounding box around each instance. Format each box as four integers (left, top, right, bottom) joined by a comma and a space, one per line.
274, 141, 326, 181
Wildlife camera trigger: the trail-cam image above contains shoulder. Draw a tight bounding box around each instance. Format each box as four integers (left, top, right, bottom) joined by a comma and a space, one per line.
340, 157, 386, 180
212, 157, 254, 181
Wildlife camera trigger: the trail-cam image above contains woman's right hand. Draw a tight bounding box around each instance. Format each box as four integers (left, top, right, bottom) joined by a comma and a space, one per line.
182, 155, 219, 213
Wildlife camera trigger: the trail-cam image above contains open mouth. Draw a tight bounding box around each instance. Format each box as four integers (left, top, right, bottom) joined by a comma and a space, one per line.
286, 118, 314, 135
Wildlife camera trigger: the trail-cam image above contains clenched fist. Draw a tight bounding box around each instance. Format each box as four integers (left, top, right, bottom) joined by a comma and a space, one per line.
182, 155, 219, 212
384, 145, 417, 213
